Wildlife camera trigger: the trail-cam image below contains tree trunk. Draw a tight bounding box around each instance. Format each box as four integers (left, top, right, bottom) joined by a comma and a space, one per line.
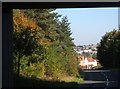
27, 61, 30, 66
17, 53, 21, 76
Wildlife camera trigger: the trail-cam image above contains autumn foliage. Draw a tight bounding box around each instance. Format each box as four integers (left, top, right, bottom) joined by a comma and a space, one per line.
13, 9, 81, 82
13, 10, 42, 32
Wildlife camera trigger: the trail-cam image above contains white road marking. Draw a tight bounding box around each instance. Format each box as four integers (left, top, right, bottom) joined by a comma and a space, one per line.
104, 87, 107, 89
106, 78, 108, 81
100, 72, 109, 89
106, 77, 109, 86
106, 82, 109, 86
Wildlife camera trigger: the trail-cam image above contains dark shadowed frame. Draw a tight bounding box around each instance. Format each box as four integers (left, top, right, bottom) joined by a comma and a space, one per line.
2, 2, 119, 88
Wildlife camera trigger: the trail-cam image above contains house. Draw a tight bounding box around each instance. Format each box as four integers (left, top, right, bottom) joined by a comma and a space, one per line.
79, 56, 99, 69
74, 44, 98, 55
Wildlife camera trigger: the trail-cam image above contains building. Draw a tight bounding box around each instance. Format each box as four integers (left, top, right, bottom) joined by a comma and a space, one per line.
74, 44, 98, 55
79, 56, 99, 69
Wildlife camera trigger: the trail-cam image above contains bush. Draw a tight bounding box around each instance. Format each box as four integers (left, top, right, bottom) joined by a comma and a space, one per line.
92, 66, 103, 69
20, 61, 45, 79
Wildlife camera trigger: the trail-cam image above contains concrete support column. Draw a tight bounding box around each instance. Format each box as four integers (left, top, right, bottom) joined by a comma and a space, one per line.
2, 9, 13, 88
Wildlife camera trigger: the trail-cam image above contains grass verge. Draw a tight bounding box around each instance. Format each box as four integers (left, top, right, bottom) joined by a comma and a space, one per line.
13, 73, 80, 87
64, 77, 84, 84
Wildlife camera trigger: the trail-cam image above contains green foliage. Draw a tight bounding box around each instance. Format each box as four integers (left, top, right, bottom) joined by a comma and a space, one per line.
92, 66, 103, 69
13, 9, 82, 83
65, 77, 84, 84
92, 53, 97, 59
97, 30, 120, 68
82, 52, 91, 57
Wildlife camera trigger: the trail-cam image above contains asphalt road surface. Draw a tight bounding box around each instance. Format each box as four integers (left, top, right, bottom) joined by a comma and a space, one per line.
76, 69, 120, 89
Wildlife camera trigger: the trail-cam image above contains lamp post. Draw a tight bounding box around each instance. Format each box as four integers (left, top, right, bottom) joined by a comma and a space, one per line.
118, 25, 120, 31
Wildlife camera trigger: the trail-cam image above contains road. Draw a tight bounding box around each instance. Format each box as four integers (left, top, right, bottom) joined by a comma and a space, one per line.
76, 69, 120, 89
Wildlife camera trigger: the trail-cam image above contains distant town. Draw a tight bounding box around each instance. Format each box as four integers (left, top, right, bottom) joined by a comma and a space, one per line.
74, 44, 101, 69
74, 44, 98, 56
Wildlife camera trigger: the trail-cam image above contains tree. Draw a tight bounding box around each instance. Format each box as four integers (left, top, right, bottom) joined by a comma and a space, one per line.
92, 53, 97, 59
13, 9, 80, 80
82, 52, 91, 57
13, 9, 42, 75
97, 30, 120, 68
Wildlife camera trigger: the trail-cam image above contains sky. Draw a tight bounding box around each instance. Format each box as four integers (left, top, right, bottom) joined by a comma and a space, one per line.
54, 7, 118, 46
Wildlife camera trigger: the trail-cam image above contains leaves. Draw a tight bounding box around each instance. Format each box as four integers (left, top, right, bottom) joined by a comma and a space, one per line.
97, 30, 120, 68
13, 9, 80, 81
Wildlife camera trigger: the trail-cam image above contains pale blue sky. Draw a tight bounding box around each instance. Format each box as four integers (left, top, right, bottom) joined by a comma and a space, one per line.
54, 7, 118, 46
